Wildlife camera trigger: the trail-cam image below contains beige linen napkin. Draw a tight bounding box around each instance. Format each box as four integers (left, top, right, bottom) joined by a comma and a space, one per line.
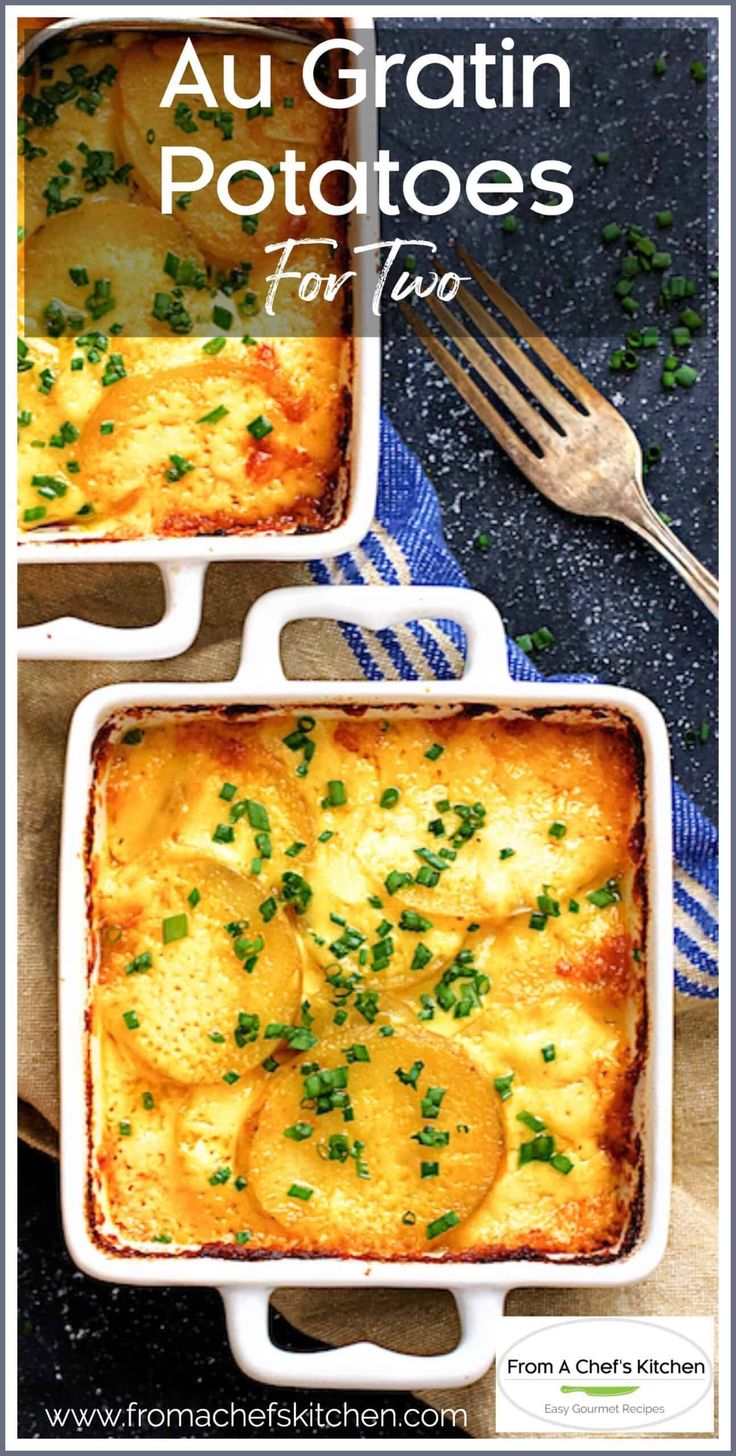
19, 562, 718, 1437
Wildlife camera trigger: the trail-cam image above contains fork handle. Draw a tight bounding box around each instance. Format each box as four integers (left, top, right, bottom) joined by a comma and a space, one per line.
619, 495, 719, 619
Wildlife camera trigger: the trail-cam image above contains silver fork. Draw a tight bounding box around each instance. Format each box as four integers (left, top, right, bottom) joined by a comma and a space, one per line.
402, 244, 718, 618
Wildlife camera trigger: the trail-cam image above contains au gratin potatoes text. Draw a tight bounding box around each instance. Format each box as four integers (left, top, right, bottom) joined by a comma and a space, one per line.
89, 710, 646, 1259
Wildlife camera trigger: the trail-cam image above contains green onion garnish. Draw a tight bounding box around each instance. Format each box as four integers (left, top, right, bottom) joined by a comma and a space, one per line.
284, 1122, 314, 1142
322, 780, 346, 807
125, 951, 152, 975
288, 1183, 313, 1201
162, 913, 188, 944
426, 1210, 459, 1240
247, 414, 273, 440
197, 405, 229, 424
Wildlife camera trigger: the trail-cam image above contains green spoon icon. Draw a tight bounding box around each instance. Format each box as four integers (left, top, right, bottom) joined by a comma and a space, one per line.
560, 1385, 640, 1397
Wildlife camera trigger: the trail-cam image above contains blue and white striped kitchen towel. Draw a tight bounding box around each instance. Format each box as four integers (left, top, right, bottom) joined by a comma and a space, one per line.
310, 413, 719, 1001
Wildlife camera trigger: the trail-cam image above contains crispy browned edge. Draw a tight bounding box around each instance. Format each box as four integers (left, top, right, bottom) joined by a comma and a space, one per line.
84, 702, 647, 1265
19, 19, 354, 543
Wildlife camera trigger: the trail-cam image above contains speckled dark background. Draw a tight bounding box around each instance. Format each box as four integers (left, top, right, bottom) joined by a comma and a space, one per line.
19, 13, 718, 1441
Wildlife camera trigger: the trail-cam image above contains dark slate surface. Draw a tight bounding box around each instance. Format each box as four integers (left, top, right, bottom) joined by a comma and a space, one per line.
18, 16, 718, 1442
380, 15, 718, 822
18, 1143, 467, 1439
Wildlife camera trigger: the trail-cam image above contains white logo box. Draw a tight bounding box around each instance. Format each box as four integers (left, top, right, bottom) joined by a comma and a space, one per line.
496, 1316, 714, 1435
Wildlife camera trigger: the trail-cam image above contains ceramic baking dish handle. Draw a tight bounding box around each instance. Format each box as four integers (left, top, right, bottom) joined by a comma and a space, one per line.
18, 562, 206, 661
222, 1286, 505, 1391
236, 585, 509, 690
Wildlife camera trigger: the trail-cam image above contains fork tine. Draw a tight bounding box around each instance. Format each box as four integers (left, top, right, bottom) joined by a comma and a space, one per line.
454, 242, 603, 407
400, 302, 539, 477
422, 291, 560, 452
436, 259, 580, 432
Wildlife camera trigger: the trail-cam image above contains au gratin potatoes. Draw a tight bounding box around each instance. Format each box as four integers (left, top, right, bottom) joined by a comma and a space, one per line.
88, 709, 646, 1260
18, 27, 349, 537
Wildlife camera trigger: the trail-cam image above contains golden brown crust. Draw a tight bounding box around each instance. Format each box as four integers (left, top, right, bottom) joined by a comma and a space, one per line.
85, 709, 647, 1262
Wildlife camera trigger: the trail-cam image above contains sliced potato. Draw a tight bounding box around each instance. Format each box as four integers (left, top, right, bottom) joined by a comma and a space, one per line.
23, 196, 210, 337
363, 717, 639, 923
76, 355, 338, 535
100, 721, 314, 880
97, 851, 302, 1082
114, 38, 340, 267
247, 1026, 504, 1253
20, 42, 124, 240
94, 1027, 181, 1243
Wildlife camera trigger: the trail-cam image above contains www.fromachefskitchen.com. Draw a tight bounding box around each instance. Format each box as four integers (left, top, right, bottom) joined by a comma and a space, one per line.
43, 1399, 468, 1434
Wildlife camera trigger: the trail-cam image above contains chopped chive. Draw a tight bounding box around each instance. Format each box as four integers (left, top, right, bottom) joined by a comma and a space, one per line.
288, 1183, 313, 1201
424, 743, 444, 761
380, 787, 399, 809
517, 1110, 546, 1132
213, 823, 235, 844
586, 879, 621, 908
399, 910, 433, 933
119, 1121, 132, 1136
122, 1010, 139, 1030
518, 1134, 555, 1166
247, 414, 273, 440
541, 1043, 556, 1063
426, 1210, 459, 1240
142, 1092, 155, 1110
499, 847, 516, 860
549, 822, 567, 839
284, 1122, 313, 1141
550, 1153, 574, 1174
322, 780, 346, 807
197, 405, 229, 424
592, 151, 610, 165
162, 913, 188, 944
601, 222, 621, 243
125, 951, 152, 975
220, 782, 237, 801
209, 1167, 232, 1186
494, 1072, 514, 1101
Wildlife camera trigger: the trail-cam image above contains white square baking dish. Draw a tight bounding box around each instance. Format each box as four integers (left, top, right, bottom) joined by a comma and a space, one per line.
16, 18, 380, 660
59, 585, 673, 1390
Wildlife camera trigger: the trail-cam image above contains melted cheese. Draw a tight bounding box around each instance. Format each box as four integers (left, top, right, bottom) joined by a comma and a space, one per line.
89, 710, 646, 1261
18, 32, 349, 538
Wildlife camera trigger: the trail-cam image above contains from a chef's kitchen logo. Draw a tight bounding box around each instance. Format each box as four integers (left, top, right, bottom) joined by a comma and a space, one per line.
496, 1317, 714, 1434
